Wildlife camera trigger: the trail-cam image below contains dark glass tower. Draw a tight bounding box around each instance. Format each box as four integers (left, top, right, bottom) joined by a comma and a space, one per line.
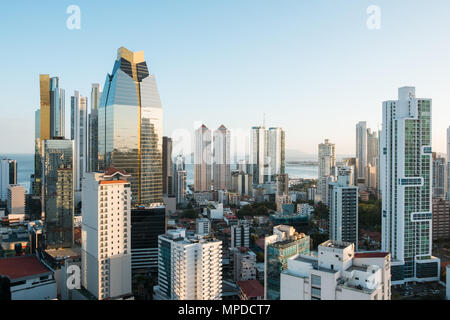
98, 47, 163, 206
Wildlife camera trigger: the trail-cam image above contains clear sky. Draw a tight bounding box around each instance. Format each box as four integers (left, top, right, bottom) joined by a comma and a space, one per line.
1, 0, 450, 157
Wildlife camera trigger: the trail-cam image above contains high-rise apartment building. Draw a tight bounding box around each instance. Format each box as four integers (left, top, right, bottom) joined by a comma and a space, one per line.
328, 170, 359, 250
231, 170, 253, 196
318, 139, 336, 205
81, 169, 132, 300
213, 125, 231, 191
431, 198, 450, 241
174, 155, 186, 204
367, 129, 379, 193
162, 137, 174, 196
356, 121, 367, 185
381, 87, 440, 284
7, 184, 25, 215
268, 127, 285, 181
250, 126, 268, 185
194, 125, 212, 192
432, 153, 446, 199
0, 159, 17, 201
98, 47, 163, 206
232, 247, 257, 282
154, 229, 222, 300
264, 225, 310, 300
88, 83, 101, 172
71, 91, 88, 198
42, 139, 74, 249
447, 126, 450, 201
196, 218, 211, 235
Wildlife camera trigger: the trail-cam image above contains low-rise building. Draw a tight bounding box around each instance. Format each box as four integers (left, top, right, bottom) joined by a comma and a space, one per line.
232, 247, 256, 282
237, 279, 264, 300
0, 256, 56, 300
280, 240, 391, 300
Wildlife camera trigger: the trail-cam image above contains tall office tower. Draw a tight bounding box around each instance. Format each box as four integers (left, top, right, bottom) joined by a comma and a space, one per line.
447, 127, 450, 201
432, 153, 446, 199
88, 84, 101, 172
250, 126, 268, 185
154, 229, 223, 300
81, 169, 132, 300
42, 139, 74, 249
213, 125, 231, 191
264, 225, 310, 300
194, 125, 212, 192
268, 127, 285, 181
356, 121, 367, 185
35, 75, 65, 197
0, 159, 17, 201
318, 139, 336, 205
231, 170, 253, 196
381, 87, 440, 284
162, 137, 173, 196
231, 221, 250, 248
39, 75, 65, 139
71, 91, 88, 196
98, 47, 163, 206
238, 159, 248, 174
131, 206, 166, 272
328, 170, 359, 250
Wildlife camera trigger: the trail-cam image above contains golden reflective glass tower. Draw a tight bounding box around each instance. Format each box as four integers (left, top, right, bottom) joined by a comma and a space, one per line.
98, 47, 163, 206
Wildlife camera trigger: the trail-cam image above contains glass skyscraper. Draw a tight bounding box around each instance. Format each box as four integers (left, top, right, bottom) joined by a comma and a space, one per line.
88, 84, 101, 172
98, 47, 163, 206
42, 139, 74, 249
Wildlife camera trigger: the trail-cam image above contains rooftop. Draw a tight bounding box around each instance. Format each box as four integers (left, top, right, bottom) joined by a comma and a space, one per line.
0, 256, 51, 280
354, 252, 390, 259
237, 280, 264, 298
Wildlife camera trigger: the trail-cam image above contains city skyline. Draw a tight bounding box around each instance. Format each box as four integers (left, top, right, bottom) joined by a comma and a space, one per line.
2, 1, 450, 155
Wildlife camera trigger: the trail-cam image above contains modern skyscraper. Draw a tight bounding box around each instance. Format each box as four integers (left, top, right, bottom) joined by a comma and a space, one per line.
356, 121, 367, 185
0, 159, 17, 201
88, 83, 101, 172
81, 169, 132, 300
328, 170, 359, 250
162, 137, 173, 196
231, 221, 250, 249
268, 127, 285, 181
381, 87, 440, 284
194, 125, 212, 192
432, 153, 446, 199
154, 229, 222, 300
7, 184, 25, 215
174, 155, 187, 204
447, 126, 450, 201
250, 126, 268, 185
231, 170, 253, 196
213, 125, 231, 191
367, 129, 379, 193
264, 225, 310, 300
42, 139, 74, 249
98, 47, 163, 206
318, 139, 336, 205
131, 206, 167, 272
71, 91, 88, 198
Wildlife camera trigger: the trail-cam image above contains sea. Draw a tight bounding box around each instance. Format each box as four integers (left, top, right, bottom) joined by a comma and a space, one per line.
0, 154, 318, 192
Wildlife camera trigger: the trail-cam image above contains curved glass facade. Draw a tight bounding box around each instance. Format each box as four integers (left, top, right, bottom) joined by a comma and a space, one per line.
98, 47, 163, 206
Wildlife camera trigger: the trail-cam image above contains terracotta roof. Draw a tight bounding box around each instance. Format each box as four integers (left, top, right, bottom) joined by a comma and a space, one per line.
237, 280, 264, 298
104, 167, 128, 176
0, 256, 51, 280
100, 180, 127, 185
354, 252, 390, 258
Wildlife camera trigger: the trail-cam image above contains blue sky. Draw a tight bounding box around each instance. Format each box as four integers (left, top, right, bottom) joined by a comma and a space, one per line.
1, 0, 450, 156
